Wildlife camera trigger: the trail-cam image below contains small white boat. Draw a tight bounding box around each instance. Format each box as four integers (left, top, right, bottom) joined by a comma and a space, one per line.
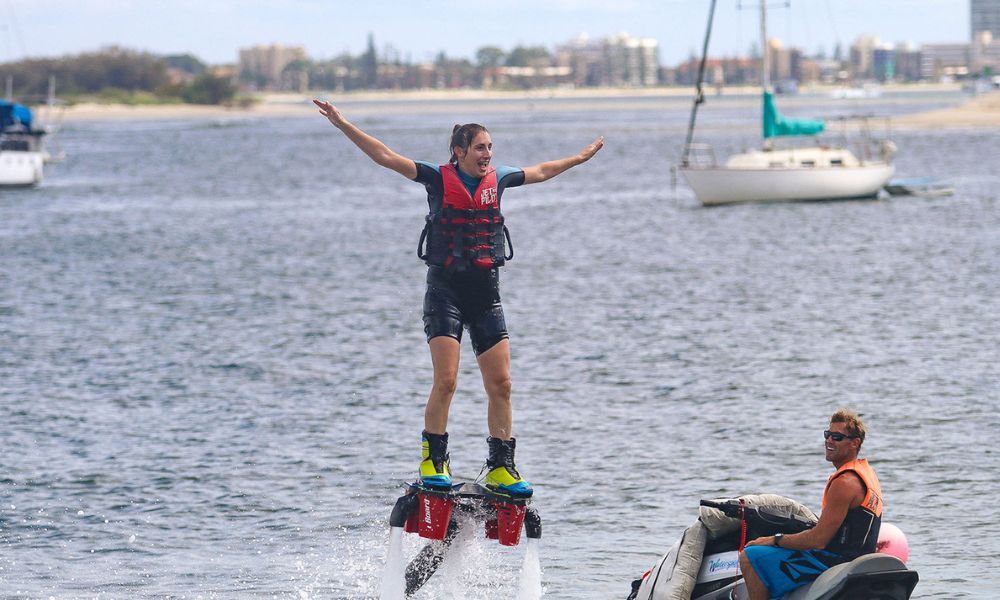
1, 100, 45, 187
676, 3, 895, 206
884, 177, 955, 198
829, 84, 883, 100
682, 144, 896, 205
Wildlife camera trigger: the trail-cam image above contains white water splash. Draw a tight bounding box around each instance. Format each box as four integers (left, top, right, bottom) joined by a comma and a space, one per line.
517, 537, 543, 600
379, 527, 407, 600
436, 520, 481, 600
371, 515, 540, 600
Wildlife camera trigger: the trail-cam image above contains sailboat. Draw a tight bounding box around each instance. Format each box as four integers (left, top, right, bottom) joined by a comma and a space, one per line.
677, 1, 896, 206
0, 98, 45, 187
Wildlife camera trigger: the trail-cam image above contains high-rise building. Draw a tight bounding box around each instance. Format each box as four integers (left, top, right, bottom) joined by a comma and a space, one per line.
971, 31, 1000, 74
893, 43, 924, 82
920, 43, 971, 79
555, 33, 660, 87
238, 44, 308, 90
850, 35, 881, 79
971, 0, 1000, 40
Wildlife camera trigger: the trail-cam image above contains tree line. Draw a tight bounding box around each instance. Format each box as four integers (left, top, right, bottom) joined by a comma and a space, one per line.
303, 40, 554, 91
0, 41, 559, 104
1, 47, 236, 105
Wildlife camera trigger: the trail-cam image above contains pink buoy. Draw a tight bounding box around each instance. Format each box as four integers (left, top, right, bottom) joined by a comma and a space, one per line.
876, 522, 909, 563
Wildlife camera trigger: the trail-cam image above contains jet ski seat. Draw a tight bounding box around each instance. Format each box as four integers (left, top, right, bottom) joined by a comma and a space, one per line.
786, 553, 918, 600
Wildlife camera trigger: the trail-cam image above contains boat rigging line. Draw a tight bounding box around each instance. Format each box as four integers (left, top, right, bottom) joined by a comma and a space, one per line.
680, 0, 717, 168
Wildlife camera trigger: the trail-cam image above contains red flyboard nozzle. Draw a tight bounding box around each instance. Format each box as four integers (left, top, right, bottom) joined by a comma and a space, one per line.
494, 501, 527, 546
416, 493, 454, 541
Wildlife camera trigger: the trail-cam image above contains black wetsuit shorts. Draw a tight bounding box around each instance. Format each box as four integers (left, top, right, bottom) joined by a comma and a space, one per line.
422, 266, 508, 355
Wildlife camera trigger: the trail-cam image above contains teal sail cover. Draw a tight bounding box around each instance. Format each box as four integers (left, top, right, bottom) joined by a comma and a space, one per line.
762, 91, 824, 139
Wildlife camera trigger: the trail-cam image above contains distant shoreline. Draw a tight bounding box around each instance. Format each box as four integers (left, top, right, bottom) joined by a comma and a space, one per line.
44, 82, 1000, 129
892, 88, 1000, 128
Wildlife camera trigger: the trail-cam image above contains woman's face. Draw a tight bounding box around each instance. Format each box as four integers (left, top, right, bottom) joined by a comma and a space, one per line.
454, 131, 493, 177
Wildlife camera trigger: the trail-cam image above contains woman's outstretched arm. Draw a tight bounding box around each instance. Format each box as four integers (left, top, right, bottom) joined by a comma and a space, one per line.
314, 99, 417, 180
521, 136, 604, 185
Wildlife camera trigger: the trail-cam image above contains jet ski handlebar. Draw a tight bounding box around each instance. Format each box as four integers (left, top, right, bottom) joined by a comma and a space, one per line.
700, 499, 816, 536
699, 499, 736, 514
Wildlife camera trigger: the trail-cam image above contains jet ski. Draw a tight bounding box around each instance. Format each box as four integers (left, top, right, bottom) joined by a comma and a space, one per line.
626, 494, 918, 600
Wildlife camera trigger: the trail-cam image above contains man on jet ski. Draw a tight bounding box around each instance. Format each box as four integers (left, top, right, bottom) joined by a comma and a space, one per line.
739, 408, 883, 600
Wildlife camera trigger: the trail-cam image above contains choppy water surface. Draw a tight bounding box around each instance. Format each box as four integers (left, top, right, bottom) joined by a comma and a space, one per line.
2, 91, 998, 598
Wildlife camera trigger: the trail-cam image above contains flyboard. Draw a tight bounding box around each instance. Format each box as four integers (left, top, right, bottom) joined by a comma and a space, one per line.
387, 480, 541, 596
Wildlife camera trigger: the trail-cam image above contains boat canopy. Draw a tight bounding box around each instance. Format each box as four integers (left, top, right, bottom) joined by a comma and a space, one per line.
0, 100, 34, 131
762, 91, 823, 139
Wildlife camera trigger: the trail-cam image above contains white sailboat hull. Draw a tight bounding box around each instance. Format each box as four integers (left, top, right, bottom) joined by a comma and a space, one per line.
0, 150, 44, 187
677, 0, 898, 208
680, 162, 894, 206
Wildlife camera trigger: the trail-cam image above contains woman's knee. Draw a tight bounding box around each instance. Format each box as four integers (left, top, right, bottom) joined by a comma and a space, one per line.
484, 372, 512, 399
432, 371, 459, 397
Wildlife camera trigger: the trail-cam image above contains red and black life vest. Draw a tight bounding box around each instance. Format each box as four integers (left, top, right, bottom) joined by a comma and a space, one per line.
417, 163, 513, 271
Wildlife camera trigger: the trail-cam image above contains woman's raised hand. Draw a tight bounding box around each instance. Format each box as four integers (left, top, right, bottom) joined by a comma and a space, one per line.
580, 136, 605, 162
313, 99, 347, 128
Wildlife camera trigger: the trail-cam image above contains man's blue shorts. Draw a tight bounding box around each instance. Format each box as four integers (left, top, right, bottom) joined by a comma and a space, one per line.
744, 546, 844, 599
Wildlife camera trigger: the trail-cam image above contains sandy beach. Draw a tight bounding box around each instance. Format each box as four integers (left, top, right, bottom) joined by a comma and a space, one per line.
53, 97, 315, 122
47, 84, 1000, 128
893, 88, 1000, 128
51, 87, 718, 122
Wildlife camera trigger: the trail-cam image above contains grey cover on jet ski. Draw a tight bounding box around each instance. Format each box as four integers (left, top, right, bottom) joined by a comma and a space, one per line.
700, 494, 817, 539
633, 521, 708, 600
633, 495, 817, 600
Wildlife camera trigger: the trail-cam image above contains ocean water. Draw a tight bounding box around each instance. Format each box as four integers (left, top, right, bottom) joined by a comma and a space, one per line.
2, 91, 998, 599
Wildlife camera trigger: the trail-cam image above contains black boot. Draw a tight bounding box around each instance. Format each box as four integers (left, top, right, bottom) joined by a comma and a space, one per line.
420, 431, 451, 488
484, 437, 533, 497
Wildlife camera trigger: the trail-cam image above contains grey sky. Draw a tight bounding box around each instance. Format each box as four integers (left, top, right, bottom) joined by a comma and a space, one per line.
2, 0, 970, 66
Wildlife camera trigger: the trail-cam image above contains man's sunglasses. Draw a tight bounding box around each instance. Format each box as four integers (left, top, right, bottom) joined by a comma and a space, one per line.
824, 430, 858, 442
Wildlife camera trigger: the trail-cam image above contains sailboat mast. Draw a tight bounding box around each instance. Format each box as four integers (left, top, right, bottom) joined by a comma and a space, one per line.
760, 2, 770, 91
680, 0, 718, 167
